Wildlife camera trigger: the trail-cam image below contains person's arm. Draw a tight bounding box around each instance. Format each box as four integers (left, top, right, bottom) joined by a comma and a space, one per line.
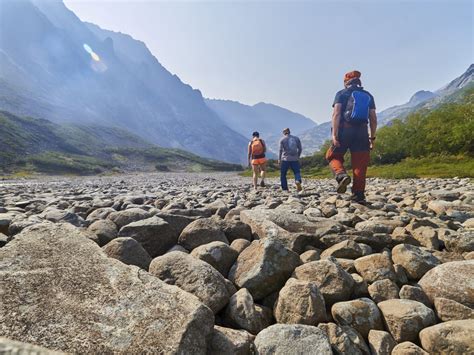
278, 139, 283, 164
332, 104, 342, 147
297, 137, 302, 158
247, 143, 252, 164
262, 139, 266, 153
369, 109, 377, 149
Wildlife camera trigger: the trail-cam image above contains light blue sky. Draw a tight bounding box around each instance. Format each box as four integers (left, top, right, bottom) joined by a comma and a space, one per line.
64, 0, 473, 123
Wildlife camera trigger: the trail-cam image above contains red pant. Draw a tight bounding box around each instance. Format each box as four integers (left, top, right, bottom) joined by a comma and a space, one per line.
326, 124, 370, 193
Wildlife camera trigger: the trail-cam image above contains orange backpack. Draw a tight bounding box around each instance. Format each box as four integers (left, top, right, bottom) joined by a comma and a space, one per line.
251, 139, 265, 158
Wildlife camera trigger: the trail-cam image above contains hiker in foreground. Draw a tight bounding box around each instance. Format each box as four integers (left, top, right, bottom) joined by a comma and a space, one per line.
326, 70, 377, 203
248, 131, 267, 189
278, 128, 303, 192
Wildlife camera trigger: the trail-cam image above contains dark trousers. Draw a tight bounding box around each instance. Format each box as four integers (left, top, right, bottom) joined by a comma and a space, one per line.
280, 160, 301, 190
326, 124, 370, 193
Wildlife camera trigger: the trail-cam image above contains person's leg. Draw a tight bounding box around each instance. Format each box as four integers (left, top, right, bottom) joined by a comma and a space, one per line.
326, 135, 350, 193
280, 161, 290, 190
260, 162, 266, 187
350, 126, 371, 201
252, 164, 259, 189
351, 151, 370, 200
289, 161, 302, 191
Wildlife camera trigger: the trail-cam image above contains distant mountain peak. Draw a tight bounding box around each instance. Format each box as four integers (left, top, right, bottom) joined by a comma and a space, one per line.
408, 90, 436, 106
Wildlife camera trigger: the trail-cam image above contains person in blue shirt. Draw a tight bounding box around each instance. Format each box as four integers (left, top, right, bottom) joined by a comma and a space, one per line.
326, 70, 378, 203
278, 128, 303, 192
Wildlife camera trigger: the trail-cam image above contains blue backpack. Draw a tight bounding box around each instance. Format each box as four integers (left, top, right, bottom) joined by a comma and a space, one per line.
343, 90, 372, 123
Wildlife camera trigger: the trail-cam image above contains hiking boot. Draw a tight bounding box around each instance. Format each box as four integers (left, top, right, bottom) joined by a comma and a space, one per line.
260, 180, 266, 187
295, 181, 302, 192
336, 174, 351, 194
351, 192, 366, 204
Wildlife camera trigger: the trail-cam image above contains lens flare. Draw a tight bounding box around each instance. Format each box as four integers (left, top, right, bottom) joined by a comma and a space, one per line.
83, 43, 100, 61
91, 52, 100, 62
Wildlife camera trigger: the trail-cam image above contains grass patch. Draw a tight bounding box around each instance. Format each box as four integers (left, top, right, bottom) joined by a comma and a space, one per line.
241, 155, 473, 179
28, 152, 115, 175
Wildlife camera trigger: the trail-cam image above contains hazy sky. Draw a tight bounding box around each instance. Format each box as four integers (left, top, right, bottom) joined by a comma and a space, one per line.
64, 0, 473, 123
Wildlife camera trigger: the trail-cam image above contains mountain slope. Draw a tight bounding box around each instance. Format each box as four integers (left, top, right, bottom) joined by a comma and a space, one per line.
0, 0, 248, 164
0, 111, 242, 174
205, 99, 317, 154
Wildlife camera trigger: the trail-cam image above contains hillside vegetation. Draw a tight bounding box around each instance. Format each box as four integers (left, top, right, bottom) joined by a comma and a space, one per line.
0, 111, 242, 175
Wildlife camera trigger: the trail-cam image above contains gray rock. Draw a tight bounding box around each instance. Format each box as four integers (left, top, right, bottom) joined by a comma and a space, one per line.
102, 237, 152, 270
434, 297, 474, 321
0, 222, 213, 353
368, 279, 400, 303
107, 207, 150, 229
87, 219, 118, 246
40, 207, 84, 227
223, 288, 272, 335
191, 241, 239, 277
354, 253, 397, 283
331, 298, 383, 338
254, 324, 332, 355
320, 240, 364, 259
392, 341, 428, 355
118, 216, 177, 257
367, 330, 396, 355
293, 259, 354, 305
399, 285, 431, 307
351, 273, 369, 298
418, 260, 474, 307
444, 229, 474, 253
0, 337, 64, 354
274, 278, 326, 325
378, 299, 436, 343
300, 249, 320, 263
319, 322, 370, 355
410, 226, 439, 250
230, 238, 251, 253
207, 326, 254, 355
178, 217, 229, 251
149, 251, 230, 313
419, 320, 474, 355
228, 239, 300, 300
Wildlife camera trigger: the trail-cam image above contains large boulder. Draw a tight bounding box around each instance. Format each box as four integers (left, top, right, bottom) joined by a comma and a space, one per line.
228, 239, 300, 300
191, 241, 239, 277
207, 326, 254, 355
0, 337, 64, 354
392, 341, 428, 355
367, 330, 396, 355
274, 278, 326, 325
354, 253, 397, 283
0, 222, 214, 353
107, 208, 150, 229
419, 319, 474, 354
293, 259, 354, 305
418, 260, 474, 307
118, 216, 177, 257
87, 219, 118, 246
178, 217, 229, 251
377, 299, 436, 343
254, 324, 332, 355
391, 244, 440, 280
320, 240, 364, 259
331, 298, 383, 338
223, 288, 272, 335
318, 322, 370, 355
102, 237, 152, 270
444, 230, 474, 253
149, 251, 230, 313
434, 297, 474, 321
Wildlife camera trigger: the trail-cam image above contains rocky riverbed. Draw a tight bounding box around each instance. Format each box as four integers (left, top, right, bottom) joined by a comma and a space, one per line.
0, 173, 473, 354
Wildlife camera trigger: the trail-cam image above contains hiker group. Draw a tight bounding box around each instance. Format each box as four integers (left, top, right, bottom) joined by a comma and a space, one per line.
248, 70, 377, 203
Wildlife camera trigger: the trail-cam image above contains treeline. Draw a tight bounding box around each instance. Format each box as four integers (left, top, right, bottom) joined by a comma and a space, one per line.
301, 86, 474, 168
